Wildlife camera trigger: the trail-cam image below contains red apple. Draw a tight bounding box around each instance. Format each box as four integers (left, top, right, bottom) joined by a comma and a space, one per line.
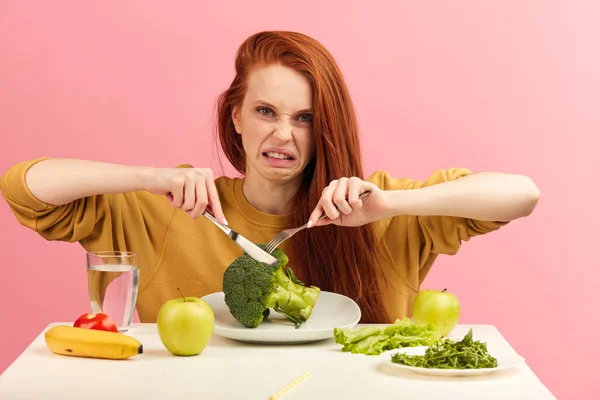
73, 313, 118, 332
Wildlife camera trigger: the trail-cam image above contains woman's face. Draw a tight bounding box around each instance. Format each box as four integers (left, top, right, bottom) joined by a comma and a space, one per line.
232, 64, 316, 186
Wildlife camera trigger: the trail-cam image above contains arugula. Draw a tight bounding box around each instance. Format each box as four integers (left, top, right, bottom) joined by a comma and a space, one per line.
333, 318, 442, 355
391, 329, 498, 369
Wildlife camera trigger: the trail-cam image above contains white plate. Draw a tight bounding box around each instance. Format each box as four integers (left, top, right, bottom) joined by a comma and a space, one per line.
379, 345, 526, 377
201, 291, 361, 344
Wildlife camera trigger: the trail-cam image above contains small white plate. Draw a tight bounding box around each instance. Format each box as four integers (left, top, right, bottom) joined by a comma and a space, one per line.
379, 345, 526, 377
201, 291, 361, 344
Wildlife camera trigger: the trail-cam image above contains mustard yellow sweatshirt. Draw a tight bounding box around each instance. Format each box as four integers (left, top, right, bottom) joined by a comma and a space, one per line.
0, 158, 507, 323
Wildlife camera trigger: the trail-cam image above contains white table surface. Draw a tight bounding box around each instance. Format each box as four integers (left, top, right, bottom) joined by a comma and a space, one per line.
0, 323, 555, 400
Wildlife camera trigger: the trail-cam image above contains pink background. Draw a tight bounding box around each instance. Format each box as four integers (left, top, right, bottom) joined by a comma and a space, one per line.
0, 1, 597, 398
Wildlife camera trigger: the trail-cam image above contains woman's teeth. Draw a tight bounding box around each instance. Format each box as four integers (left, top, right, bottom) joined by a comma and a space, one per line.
265, 152, 293, 160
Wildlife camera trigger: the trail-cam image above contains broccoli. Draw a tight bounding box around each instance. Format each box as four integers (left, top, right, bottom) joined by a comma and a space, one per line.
222, 245, 321, 329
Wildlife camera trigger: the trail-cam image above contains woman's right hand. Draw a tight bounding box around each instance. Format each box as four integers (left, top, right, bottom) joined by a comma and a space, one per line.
146, 167, 227, 224
20, 159, 227, 225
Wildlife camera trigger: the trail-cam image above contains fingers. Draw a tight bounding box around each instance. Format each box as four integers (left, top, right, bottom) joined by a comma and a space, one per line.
307, 177, 368, 228
187, 180, 207, 219
307, 183, 335, 228
166, 168, 226, 223
205, 175, 227, 225
307, 204, 325, 228
168, 178, 185, 208
182, 175, 197, 212
333, 178, 353, 215
320, 182, 341, 221
347, 177, 364, 210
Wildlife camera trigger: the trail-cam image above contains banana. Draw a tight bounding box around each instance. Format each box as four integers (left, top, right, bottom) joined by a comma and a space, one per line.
44, 325, 143, 360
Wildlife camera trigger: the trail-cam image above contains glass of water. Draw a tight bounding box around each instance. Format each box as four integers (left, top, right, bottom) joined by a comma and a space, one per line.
86, 251, 140, 333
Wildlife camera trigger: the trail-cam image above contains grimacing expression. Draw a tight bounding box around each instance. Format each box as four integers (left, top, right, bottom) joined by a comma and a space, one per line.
232, 64, 316, 184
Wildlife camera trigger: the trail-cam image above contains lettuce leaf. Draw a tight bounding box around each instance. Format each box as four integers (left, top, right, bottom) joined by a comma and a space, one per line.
333, 318, 442, 355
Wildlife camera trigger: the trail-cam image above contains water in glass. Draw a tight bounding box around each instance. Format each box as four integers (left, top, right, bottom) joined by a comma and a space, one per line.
86, 252, 140, 333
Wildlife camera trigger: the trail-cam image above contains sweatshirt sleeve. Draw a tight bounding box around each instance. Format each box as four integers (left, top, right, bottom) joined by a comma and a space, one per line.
368, 168, 509, 259
0, 158, 173, 262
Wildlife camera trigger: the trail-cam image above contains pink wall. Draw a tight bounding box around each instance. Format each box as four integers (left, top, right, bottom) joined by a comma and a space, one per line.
0, 1, 597, 398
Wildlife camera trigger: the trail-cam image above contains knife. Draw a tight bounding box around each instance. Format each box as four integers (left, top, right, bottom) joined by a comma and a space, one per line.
202, 210, 279, 266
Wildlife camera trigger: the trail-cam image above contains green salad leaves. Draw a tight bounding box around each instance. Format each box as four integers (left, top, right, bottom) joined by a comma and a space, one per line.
333, 318, 442, 355
391, 329, 498, 369
334, 320, 499, 370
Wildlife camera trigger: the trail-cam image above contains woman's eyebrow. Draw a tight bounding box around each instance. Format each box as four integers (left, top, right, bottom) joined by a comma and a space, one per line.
253, 99, 312, 114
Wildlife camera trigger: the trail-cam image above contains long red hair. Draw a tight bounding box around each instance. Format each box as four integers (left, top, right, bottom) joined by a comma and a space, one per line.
216, 31, 389, 323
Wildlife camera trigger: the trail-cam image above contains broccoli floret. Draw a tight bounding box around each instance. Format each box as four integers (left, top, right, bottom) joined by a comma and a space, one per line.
222, 245, 321, 329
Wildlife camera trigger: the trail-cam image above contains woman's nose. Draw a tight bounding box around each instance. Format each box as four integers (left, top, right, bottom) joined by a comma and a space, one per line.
273, 119, 293, 140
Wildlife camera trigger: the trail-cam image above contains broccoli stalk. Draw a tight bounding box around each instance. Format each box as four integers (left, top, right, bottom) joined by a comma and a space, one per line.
222, 245, 321, 329
269, 267, 320, 326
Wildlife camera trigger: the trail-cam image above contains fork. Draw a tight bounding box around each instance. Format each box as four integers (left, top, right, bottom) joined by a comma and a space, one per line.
263, 190, 371, 254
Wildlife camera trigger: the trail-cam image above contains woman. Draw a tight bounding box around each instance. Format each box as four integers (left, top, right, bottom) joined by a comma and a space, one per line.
0, 31, 540, 324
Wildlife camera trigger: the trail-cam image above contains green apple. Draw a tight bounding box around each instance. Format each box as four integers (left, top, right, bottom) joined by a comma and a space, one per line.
157, 290, 215, 356
411, 288, 460, 336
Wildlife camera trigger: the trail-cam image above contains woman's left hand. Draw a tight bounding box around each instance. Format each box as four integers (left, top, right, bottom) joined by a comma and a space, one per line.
307, 177, 389, 228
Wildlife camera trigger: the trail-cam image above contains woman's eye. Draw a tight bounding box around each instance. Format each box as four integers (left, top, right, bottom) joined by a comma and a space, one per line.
257, 107, 273, 116
298, 114, 313, 122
